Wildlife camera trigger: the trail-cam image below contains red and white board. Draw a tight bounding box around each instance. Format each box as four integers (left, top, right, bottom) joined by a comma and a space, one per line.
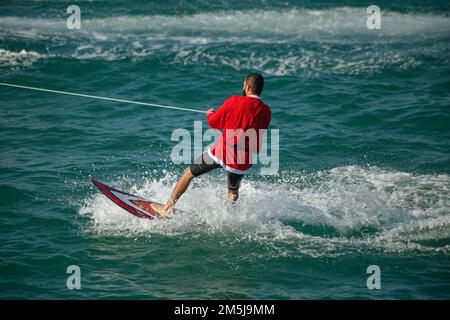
91, 179, 160, 220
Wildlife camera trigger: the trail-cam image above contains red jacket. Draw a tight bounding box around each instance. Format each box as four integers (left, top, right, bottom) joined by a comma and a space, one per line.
207, 95, 272, 173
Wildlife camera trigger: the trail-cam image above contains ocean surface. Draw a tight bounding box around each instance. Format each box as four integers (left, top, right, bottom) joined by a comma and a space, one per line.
1, 0, 449, 299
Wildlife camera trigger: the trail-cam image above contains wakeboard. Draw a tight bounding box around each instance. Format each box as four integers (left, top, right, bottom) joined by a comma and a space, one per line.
91, 178, 161, 220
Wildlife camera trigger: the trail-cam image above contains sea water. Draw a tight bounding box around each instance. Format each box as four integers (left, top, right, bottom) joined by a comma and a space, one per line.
0, 0, 449, 299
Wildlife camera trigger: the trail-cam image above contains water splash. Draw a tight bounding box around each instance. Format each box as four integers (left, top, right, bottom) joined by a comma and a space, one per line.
0, 49, 44, 67
79, 166, 450, 257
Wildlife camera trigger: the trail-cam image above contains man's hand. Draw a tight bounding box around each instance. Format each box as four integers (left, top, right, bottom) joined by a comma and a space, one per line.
206, 108, 215, 116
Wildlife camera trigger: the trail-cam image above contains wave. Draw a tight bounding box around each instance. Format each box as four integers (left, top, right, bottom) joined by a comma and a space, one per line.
171, 45, 426, 76
0, 44, 429, 76
79, 166, 450, 258
1, 8, 450, 38
0, 49, 46, 67
1, 7, 448, 74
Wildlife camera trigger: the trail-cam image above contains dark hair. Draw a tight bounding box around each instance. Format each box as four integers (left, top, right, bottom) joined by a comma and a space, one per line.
245, 73, 264, 95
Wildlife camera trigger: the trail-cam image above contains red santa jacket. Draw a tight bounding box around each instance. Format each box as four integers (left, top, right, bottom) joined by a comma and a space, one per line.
207, 95, 272, 174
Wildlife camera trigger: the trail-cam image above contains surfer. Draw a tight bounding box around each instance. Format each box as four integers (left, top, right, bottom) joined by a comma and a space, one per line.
153, 73, 272, 218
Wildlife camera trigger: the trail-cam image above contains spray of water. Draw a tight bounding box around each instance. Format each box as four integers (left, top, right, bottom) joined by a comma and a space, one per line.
79, 166, 450, 257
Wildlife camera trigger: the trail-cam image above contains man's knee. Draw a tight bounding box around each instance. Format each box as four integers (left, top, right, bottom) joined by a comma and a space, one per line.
184, 167, 195, 180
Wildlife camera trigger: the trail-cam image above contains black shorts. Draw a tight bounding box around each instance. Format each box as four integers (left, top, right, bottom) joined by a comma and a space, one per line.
189, 152, 244, 191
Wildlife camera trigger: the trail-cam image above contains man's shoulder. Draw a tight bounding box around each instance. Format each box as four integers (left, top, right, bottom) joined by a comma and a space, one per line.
258, 99, 271, 112
228, 96, 270, 112
228, 95, 241, 101
222, 95, 239, 106
230, 95, 266, 104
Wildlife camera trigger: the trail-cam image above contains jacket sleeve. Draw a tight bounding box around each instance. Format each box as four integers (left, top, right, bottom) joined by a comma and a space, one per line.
207, 97, 234, 130
263, 108, 272, 129
257, 108, 272, 153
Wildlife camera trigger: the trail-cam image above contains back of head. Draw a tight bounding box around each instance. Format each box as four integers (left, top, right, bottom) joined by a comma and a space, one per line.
245, 73, 264, 96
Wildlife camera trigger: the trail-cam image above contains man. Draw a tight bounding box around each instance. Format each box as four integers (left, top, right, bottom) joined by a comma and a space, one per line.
152, 73, 272, 218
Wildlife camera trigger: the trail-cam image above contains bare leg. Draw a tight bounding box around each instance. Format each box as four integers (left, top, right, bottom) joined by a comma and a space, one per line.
168, 167, 195, 206
153, 167, 195, 218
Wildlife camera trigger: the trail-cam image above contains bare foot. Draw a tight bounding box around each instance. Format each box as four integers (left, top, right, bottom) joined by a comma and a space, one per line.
151, 203, 174, 219
227, 191, 238, 203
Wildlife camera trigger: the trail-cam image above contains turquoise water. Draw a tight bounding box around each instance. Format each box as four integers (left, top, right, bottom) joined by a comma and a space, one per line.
1, 0, 449, 299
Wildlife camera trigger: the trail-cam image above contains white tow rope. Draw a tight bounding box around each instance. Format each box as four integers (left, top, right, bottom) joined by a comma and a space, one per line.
0, 82, 207, 114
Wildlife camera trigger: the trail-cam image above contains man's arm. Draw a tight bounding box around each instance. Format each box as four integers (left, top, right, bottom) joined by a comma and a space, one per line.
264, 108, 272, 129
257, 108, 272, 152
206, 97, 234, 130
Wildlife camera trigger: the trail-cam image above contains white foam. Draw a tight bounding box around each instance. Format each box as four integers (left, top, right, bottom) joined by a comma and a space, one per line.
2, 8, 449, 38
79, 166, 450, 257
0, 49, 44, 67
1, 8, 448, 73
